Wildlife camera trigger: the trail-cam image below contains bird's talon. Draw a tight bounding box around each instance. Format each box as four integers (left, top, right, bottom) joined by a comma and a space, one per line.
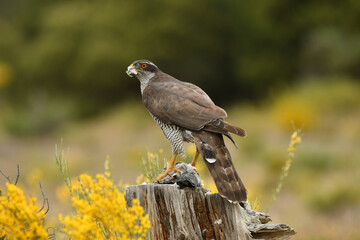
156, 167, 181, 182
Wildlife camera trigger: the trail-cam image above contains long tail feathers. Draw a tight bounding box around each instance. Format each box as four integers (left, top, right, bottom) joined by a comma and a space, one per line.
223, 122, 246, 137
202, 120, 246, 148
193, 132, 247, 203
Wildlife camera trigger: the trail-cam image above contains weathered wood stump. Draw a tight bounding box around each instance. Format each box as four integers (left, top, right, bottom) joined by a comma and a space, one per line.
125, 184, 295, 240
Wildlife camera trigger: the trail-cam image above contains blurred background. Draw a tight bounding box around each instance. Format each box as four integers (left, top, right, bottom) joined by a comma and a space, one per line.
0, 0, 359, 239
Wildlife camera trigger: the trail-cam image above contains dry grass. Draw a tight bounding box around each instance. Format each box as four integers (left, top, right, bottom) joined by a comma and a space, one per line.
0, 79, 359, 239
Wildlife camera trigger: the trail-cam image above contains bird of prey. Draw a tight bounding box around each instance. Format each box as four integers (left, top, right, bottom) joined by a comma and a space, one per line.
126, 60, 247, 202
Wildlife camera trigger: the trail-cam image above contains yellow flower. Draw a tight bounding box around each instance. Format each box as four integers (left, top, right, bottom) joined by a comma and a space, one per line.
0, 183, 48, 239
159, 148, 164, 154
136, 174, 145, 185
291, 132, 298, 140
288, 131, 301, 151
287, 147, 295, 152
293, 136, 301, 144
59, 173, 150, 239
269, 130, 302, 210
148, 152, 154, 158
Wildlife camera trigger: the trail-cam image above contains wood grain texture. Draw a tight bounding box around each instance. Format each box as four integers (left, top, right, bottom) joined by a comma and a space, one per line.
125, 184, 295, 240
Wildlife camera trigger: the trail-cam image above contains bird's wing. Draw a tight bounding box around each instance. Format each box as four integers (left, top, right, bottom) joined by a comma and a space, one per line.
142, 78, 227, 131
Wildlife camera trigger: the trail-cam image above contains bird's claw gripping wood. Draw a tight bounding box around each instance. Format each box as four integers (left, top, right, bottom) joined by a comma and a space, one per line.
156, 154, 181, 182
156, 168, 181, 182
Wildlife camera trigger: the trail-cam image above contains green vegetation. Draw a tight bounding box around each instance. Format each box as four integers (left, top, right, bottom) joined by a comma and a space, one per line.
1, 0, 360, 135
267, 128, 302, 212
0, 1, 359, 239
140, 151, 166, 184
0, 79, 359, 239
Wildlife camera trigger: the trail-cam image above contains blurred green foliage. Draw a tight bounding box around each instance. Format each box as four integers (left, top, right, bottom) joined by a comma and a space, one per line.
308, 182, 360, 212
1, 0, 360, 135
0, 2, 359, 237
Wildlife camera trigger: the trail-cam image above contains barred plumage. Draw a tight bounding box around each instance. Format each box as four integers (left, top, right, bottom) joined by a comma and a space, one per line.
150, 113, 193, 158
127, 59, 248, 203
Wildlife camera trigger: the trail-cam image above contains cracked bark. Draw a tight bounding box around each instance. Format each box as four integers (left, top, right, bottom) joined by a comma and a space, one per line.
125, 184, 296, 240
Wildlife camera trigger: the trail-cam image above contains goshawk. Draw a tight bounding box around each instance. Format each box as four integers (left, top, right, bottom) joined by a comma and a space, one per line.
126, 60, 247, 202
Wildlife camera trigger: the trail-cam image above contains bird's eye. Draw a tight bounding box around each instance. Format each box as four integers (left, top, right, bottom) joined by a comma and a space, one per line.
141, 64, 147, 69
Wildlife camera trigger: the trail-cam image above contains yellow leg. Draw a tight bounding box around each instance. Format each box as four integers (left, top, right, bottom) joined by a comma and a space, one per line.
156, 154, 181, 181
191, 150, 200, 167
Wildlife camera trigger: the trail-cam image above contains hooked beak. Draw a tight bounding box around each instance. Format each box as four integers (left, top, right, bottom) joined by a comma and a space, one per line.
126, 64, 138, 77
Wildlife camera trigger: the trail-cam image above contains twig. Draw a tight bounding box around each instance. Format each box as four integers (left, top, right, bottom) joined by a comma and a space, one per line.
38, 182, 50, 214
47, 227, 56, 240
44, 198, 50, 215
0, 169, 11, 183
14, 164, 20, 185
0, 164, 20, 184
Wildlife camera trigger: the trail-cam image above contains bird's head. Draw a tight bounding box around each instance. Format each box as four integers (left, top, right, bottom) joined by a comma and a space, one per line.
126, 60, 159, 80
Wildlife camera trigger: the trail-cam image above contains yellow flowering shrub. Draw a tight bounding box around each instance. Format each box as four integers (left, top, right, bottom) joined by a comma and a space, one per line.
59, 173, 150, 240
272, 94, 316, 130
0, 183, 48, 239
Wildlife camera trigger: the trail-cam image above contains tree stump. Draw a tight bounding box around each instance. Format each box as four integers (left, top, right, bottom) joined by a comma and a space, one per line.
125, 184, 295, 240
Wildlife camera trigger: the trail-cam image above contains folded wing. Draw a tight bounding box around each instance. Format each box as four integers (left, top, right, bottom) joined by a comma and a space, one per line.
142, 74, 227, 131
